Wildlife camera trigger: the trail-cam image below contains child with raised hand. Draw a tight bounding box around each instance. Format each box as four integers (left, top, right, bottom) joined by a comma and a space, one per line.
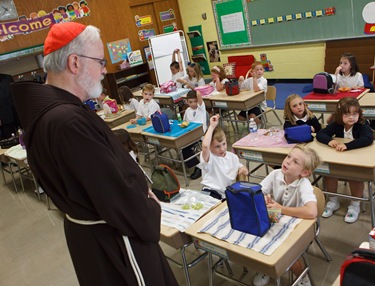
209, 65, 228, 92
283, 94, 321, 133
237, 61, 267, 124
177, 62, 205, 89
335, 52, 364, 90
170, 49, 184, 88
130, 84, 160, 124
316, 97, 373, 223
182, 90, 207, 180
113, 128, 138, 162
118, 86, 139, 111
253, 145, 320, 286
199, 114, 248, 199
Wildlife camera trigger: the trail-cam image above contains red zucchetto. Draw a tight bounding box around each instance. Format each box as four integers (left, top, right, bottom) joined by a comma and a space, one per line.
44, 22, 86, 56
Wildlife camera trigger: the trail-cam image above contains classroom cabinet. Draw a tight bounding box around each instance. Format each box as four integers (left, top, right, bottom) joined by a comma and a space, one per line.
105, 63, 151, 103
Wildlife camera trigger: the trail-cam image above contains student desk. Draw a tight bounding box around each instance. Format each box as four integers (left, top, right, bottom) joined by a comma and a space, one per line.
209, 89, 265, 129
303, 89, 369, 119
232, 138, 375, 228
159, 190, 221, 286
185, 202, 316, 286
102, 109, 135, 128
359, 92, 375, 119
112, 121, 152, 143
141, 122, 204, 186
134, 88, 189, 116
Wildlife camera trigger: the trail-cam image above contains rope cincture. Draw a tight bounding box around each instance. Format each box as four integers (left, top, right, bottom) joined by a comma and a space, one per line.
65, 214, 146, 286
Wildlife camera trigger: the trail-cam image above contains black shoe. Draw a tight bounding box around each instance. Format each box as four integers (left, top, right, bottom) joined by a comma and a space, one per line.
190, 167, 202, 180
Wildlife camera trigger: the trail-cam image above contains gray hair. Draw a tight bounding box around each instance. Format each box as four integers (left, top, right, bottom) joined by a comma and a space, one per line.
43, 25, 101, 73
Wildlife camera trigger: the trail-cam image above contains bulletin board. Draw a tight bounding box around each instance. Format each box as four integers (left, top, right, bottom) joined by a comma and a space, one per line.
213, 0, 375, 48
148, 31, 189, 86
212, 0, 252, 49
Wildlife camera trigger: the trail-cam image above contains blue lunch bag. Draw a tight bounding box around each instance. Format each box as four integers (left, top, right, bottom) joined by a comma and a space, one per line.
225, 181, 270, 237
151, 111, 171, 133
284, 124, 313, 144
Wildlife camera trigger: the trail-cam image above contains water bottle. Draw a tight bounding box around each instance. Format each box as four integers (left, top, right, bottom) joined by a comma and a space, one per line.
177, 113, 182, 123
249, 118, 258, 140
18, 129, 25, 149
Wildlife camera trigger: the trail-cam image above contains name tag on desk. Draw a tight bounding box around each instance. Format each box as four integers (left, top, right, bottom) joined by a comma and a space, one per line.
147, 137, 160, 145
238, 150, 263, 162
212, 101, 228, 108
362, 108, 375, 117
315, 162, 330, 174
194, 238, 229, 259
307, 103, 326, 111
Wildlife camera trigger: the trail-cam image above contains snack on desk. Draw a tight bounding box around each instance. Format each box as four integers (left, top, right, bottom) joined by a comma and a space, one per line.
338, 87, 351, 92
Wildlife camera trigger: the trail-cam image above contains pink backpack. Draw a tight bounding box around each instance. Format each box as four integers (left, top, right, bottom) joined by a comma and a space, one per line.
160, 80, 177, 93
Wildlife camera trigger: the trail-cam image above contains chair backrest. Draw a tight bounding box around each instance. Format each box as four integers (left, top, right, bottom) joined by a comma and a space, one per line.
266, 86, 277, 101
313, 186, 325, 217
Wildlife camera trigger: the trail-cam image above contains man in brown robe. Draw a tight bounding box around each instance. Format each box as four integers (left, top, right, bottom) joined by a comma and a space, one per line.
11, 22, 178, 286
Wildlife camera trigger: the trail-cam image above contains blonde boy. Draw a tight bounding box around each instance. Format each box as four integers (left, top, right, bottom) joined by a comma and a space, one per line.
253, 145, 320, 286
199, 114, 248, 199
237, 61, 267, 123
130, 84, 160, 124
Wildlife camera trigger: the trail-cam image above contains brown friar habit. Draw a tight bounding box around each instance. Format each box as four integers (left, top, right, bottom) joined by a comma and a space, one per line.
11, 82, 178, 286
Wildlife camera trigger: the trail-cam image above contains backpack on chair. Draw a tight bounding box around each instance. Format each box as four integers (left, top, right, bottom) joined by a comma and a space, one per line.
151, 164, 180, 202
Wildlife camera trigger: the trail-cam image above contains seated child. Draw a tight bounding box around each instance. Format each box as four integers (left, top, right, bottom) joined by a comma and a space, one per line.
237, 61, 267, 124
118, 86, 139, 111
253, 145, 320, 286
170, 49, 184, 88
182, 90, 207, 180
199, 114, 248, 199
316, 97, 373, 223
113, 128, 138, 162
130, 84, 160, 124
209, 66, 228, 92
96, 88, 109, 110
283, 94, 321, 133
177, 62, 205, 89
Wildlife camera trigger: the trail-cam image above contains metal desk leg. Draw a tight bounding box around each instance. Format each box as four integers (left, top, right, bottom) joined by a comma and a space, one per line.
178, 148, 189, 187
208, 253, 214, 286
368, 181, 375, 228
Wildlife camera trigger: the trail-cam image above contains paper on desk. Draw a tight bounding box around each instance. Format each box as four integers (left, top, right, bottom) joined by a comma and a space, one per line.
161, 189, 220, 232
5, 144, 27, 161
199, 207, 302, 256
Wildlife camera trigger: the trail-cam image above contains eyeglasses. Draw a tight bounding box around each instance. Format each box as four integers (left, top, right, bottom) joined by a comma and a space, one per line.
187, 62, 196, 67
77, 54, 107, 68
343, 112, 359, 118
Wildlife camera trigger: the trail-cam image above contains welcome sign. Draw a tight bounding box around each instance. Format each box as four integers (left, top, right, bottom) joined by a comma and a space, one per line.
0, 1, 91, 42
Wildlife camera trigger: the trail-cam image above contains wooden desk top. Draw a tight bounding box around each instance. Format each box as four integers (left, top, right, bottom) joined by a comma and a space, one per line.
359, 92, 375, 106
209, 89, 263, 102
185, 202, 315, 278
306, 139, 375, 169
141, 123, 203, 149
103, 109, 135, 123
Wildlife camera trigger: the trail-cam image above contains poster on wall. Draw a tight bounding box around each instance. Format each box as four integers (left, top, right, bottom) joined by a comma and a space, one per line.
143, 46, 154, 70
138, 29, 156, 41
106, 38, 132, 64
163, 24, 175, 33
160, 9, 175, 21
135, 15, 153, 27
206, 41, 220, 62
127, 50, 143, 66
0, 1, 91, 42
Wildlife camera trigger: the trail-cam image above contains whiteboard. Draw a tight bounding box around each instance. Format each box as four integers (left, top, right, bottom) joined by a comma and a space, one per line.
148, 31, 189, 86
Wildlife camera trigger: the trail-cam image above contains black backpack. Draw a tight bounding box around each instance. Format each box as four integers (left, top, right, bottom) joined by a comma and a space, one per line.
340, 248, 375, 286
151, 164, 180, 202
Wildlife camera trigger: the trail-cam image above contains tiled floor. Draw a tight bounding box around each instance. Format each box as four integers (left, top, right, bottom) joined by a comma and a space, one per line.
0, 110, 371, 286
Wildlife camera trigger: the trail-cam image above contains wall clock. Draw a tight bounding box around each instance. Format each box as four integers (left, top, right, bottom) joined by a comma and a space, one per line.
0, 0, 19, 21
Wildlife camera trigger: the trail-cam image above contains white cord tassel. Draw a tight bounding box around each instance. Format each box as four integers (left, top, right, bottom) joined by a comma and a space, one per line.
66, 215, 145, 285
